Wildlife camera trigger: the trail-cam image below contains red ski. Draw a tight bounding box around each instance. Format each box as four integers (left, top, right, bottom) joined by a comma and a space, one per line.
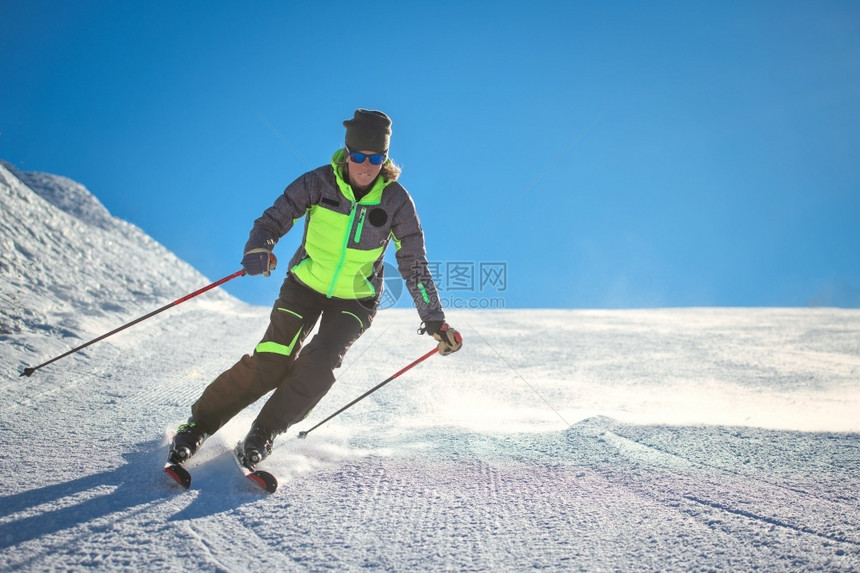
234, 442, 278, 493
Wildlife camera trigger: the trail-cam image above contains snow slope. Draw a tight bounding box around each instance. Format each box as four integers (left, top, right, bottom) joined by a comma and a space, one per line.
1, 162, 859, 571
0, 160, 233, 353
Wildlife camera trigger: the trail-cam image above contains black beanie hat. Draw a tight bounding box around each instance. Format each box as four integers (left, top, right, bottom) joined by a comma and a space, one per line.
343, 109, 392, 154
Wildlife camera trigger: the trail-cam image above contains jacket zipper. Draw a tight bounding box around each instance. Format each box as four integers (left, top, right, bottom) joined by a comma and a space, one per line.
353, 206, 367, 244
327, 202, 357, 298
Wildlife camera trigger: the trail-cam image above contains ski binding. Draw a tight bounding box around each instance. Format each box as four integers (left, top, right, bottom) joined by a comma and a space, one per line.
234, 442, 278, 493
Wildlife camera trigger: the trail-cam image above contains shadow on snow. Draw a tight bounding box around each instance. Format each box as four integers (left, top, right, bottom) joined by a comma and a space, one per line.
0, 437, 263, 550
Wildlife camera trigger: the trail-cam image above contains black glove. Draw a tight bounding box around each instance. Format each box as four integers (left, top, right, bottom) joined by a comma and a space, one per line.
420, 321, 463, 356
242, 248, 277, 277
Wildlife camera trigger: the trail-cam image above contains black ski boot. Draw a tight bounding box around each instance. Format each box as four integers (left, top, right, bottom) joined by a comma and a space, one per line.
169, 418, 209, 465
241, 421, 277, 469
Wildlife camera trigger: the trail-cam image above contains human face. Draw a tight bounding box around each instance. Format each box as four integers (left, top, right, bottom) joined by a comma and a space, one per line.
346, 148, 384, 189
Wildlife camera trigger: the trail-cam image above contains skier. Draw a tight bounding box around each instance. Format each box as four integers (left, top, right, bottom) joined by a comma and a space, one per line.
169, 109, 462, 469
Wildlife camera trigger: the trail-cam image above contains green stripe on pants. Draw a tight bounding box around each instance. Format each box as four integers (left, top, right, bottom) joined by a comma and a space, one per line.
256, 329, 302, 356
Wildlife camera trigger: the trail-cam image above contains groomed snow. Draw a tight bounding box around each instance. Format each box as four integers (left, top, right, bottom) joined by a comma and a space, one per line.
1, 162, 858, 571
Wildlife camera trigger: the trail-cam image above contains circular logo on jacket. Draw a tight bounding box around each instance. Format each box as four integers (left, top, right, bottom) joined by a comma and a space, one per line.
368, 208, 388, 227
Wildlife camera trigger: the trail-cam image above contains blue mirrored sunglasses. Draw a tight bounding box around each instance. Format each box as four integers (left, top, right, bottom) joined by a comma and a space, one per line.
346, 146, 387, 165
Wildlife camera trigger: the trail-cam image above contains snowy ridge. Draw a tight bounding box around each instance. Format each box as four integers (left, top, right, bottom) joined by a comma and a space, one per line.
1, 163, 859, 571
1, 160, 116, 231
0, 160, 239, 374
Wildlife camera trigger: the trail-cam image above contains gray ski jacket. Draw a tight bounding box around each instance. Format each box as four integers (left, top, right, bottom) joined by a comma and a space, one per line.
244, 149, 445, 325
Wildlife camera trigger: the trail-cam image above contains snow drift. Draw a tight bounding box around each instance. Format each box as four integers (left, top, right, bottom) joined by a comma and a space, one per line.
1, 161, 858, 571
0, 159, 232, 334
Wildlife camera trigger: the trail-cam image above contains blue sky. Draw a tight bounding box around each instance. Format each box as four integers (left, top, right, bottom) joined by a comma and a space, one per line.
2, 1, 859, 309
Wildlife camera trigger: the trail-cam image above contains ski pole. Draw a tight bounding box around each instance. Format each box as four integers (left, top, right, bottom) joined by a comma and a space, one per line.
19, 269, 246, 377
298, 347, 439, 439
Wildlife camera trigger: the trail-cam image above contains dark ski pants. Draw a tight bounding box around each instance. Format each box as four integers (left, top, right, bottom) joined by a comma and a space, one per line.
191, 275, 376, 435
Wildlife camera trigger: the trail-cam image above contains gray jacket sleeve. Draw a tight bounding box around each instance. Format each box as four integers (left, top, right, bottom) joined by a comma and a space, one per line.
244, 171, 318, 253
390, 192, 446, 325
